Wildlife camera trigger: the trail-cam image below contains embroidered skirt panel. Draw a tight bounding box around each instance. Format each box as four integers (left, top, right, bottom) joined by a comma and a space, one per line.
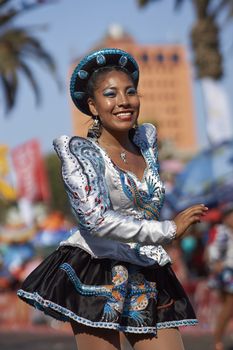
17, 246, 197, 334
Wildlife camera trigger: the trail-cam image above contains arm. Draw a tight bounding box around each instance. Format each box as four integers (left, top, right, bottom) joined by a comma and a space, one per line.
53, 135, 176, 245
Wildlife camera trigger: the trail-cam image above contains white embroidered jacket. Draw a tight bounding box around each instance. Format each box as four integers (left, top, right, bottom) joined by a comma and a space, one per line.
53, 123, 176, 266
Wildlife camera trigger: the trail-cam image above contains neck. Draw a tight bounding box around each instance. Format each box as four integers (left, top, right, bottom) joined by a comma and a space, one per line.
99, 128, 133, 150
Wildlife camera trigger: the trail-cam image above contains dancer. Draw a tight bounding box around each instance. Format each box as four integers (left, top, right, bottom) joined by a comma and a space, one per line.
18, 48, 208, 350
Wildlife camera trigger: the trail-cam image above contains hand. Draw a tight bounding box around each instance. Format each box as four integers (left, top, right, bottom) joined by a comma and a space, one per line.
173, 204, 208, 240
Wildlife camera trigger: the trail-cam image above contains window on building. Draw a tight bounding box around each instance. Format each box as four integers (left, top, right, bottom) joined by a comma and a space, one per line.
141, 53, 149, 62
155, 53, 164, 63
171, 53, 180, 63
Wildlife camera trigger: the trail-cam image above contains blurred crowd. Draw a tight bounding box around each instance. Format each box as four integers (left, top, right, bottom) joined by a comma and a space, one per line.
0, 170, 232, 337
0, 207, 76, 293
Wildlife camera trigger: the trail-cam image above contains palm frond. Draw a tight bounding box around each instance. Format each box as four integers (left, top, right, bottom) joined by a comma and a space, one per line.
0, 10, 18, 27
0, 70, 18, 111
1, 28, 56, 72
0, 0, 11, 7
137, 0, 161, 8
0, 1, 38, 27
211, 0, 233, 20
174, 0, 185, 10
19, 61, 41, 105
20, 35, 56, 71
0, 1, 60, 113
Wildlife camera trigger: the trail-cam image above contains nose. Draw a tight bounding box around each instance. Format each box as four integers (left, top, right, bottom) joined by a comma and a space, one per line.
117, 92, 130, 107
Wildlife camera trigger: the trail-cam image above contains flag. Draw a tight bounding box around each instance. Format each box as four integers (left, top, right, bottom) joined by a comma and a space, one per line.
201, 78, 233, 145
0, 145, 17, 201
11, 140, 50, 202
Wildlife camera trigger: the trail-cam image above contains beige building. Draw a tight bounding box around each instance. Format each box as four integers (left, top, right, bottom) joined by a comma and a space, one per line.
70, 27, 197, 153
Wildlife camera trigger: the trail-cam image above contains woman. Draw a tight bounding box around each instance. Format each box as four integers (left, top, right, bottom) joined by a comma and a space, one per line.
18, 48, 208, 350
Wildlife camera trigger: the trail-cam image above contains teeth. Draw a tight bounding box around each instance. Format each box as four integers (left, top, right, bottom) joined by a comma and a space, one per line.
116, 112, 132, 117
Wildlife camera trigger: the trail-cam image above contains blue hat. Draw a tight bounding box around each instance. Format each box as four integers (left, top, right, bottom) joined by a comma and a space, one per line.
70, 48, 139, 116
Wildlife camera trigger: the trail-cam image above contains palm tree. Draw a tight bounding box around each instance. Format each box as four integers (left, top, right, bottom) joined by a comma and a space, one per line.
137, 0, 233, 144
137, 0, 233, 79
0, 0, 58, 113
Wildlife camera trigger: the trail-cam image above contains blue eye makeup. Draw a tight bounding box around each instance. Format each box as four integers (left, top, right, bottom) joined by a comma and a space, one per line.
102, 87, 137, 97
103, 89, 116, 97
127, 87, 137, 95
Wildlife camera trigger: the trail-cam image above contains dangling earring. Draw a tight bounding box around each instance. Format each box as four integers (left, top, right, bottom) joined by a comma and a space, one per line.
134, 119, 138, 129
87, 116, 101, 139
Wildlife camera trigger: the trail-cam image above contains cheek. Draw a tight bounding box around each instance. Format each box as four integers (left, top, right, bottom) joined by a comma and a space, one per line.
105, 100, 115, 109
132, 96, 140, 108
96, 99, 115, 113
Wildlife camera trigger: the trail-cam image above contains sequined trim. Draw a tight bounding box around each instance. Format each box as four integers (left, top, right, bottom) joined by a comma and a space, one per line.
17, 290, 197, 333
157, 319, 198, 329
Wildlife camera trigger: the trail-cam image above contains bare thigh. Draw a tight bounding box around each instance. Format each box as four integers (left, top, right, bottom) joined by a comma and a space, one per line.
71, 322, 121, 350
124, 328, 185, 350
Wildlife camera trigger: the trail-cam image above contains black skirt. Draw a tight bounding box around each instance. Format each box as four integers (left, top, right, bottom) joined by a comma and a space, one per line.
17, 246, 197, 334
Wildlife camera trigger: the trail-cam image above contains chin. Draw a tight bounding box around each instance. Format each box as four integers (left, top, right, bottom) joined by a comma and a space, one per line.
113, 117, 137, 129
113, 122, 135, 131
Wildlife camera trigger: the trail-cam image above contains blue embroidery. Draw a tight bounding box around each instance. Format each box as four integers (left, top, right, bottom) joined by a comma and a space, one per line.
59, 263, 158, 327
120, 172, 162, 220
116, 124, 166, 219
60, 263, 113, 296
61, 137, 110, 231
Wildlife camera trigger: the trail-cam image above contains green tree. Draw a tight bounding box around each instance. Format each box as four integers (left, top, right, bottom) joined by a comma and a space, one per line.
137, 0, 233, 79
0, 0, 58, 113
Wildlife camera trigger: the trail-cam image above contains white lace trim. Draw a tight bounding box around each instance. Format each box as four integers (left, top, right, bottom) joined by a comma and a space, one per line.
17, 290, 197, 334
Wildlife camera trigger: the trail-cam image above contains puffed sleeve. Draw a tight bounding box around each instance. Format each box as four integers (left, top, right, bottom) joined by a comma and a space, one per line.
53, 134, 176, 245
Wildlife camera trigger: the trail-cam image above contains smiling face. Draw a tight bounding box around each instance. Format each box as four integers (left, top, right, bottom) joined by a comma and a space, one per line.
87, 69, 140, 133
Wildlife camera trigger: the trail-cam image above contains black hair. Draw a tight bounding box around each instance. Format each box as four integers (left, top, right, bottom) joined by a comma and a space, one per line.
86, 65, 136, 99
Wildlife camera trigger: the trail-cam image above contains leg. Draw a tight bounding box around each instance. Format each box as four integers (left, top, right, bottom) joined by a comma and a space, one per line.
214, 292, 233, 350
125, 328, 185, 350
71, 322, 122, 350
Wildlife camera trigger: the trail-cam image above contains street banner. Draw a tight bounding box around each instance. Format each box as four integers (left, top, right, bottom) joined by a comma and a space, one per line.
202, 78, 233, 144
11, 140, 50, 202
0, 145, 17, 201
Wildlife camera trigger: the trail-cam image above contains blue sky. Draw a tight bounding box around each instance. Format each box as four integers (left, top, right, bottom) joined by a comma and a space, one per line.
1, 0, 233, 154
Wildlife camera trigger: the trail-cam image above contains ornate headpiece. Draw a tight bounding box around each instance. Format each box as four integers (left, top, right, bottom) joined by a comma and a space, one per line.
70, 48, 139, 116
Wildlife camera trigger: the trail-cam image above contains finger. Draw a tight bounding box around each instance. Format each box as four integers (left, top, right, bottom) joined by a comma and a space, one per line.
179, 209, 207, 222
188, 215, 202, 225
191, 208, 208, 216
182, 206, 208, 218
183, 204, 208, 214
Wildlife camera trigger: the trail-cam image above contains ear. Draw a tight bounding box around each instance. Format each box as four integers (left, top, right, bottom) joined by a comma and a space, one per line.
87, 98, 98, 116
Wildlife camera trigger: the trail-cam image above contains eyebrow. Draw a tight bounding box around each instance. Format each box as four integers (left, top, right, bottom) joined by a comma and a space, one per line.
103, 84, 134, 90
